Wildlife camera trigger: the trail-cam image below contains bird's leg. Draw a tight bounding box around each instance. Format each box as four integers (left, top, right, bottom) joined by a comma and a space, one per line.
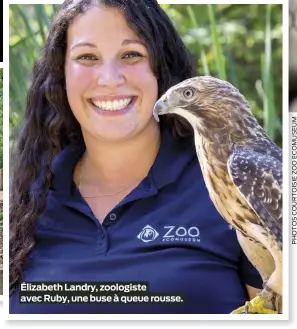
231, 268, 282, 314
256, 265, 282, 313
256, 257, 282, 313
258, 285, 281, 313
231, 245, 282, 315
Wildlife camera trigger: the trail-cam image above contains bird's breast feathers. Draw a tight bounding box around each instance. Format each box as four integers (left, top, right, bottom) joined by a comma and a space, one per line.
193, 131, 261, 231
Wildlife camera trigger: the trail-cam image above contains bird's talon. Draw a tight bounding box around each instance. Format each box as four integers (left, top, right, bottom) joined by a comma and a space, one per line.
245, 303, 249, 314
231, 296, 278, 314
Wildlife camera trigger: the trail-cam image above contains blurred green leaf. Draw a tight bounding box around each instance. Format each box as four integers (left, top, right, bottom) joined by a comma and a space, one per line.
207, 4, 227, 80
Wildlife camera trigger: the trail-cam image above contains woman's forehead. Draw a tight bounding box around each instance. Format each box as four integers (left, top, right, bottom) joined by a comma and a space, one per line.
66, 6, 139, 46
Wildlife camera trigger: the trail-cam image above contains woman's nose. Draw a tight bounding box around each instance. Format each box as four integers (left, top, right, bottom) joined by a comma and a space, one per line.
96, 61, 125, 88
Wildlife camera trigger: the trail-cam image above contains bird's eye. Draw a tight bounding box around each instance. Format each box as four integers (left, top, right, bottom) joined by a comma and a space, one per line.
183, 88, 195, 99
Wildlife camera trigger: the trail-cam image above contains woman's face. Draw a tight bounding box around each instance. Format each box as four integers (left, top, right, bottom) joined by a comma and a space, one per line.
65, 5, 159, 142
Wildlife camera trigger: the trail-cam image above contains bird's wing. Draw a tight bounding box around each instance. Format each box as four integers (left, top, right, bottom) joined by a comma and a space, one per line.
227, 146, 282, 248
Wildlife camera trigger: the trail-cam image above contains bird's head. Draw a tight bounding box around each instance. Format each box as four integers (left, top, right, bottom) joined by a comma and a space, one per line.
153, 76, 254, 138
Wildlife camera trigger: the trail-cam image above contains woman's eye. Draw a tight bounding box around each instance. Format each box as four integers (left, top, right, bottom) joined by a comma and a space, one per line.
76, 54, 98, 61
123, 52, 143, 59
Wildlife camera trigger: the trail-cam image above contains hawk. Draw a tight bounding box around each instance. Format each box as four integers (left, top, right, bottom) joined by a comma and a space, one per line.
153, 76, 282, 314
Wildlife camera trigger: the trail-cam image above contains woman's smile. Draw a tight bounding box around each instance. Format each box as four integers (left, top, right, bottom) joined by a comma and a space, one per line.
88, 95, 137, 116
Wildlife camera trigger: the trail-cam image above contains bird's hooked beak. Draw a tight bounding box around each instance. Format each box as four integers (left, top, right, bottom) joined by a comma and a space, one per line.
153, 95, 169, 123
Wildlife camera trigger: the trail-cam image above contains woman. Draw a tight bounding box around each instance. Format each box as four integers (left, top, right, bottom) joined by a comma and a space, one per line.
9, 0, 263, 314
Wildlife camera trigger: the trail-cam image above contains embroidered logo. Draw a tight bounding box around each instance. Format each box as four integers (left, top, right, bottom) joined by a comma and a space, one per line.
162, 226, 200, 243
137, 225, 159, 242
137, 225, 201, 243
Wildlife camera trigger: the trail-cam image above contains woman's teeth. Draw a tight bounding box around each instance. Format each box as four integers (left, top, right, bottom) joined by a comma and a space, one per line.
92, 98, 132, 111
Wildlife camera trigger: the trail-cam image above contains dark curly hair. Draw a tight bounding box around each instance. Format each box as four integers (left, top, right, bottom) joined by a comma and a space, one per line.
9, 0, 197, 293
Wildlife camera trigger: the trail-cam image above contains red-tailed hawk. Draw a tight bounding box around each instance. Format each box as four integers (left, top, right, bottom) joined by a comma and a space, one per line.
153, 76, 282, 314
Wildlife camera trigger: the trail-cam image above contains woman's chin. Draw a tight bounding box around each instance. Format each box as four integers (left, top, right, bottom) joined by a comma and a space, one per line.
90, 126, 138, 142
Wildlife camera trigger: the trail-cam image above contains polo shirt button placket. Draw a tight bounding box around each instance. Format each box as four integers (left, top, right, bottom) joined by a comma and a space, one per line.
109, 213, 117, 221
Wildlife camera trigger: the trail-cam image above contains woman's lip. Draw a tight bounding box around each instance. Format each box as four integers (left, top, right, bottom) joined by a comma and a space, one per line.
90, 95, 136, 102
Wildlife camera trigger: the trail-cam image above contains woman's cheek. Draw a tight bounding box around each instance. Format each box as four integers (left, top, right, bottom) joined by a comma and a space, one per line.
65, 62, 95, 91
125, 62, 158, 89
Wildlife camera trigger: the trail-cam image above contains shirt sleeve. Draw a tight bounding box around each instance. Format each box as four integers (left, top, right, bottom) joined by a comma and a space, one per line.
238, 251, 263, 289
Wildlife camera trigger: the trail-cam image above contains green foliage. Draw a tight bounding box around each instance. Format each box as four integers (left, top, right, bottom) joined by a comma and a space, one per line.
9, 4, 282, 153
9, 4, 58, 152
161, 4, 282, 146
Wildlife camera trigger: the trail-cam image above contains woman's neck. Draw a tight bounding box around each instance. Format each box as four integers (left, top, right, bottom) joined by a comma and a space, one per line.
78, 122, 161, 187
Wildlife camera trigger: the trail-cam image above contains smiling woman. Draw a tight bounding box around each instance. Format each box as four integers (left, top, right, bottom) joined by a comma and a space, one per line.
64, 5, 159, 143
9, 0, 263, 315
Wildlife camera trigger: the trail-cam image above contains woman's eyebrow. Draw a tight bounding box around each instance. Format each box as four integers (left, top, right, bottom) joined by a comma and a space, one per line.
122, 39, 146, 47
71, 42, 97, 51
70, 39, 146, 51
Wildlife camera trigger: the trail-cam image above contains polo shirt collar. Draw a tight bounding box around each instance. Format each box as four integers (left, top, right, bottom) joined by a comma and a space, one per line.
50, 127, 195, 194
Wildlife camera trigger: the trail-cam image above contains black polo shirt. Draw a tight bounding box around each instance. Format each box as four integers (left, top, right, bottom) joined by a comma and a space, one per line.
10, 127, 263, 314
